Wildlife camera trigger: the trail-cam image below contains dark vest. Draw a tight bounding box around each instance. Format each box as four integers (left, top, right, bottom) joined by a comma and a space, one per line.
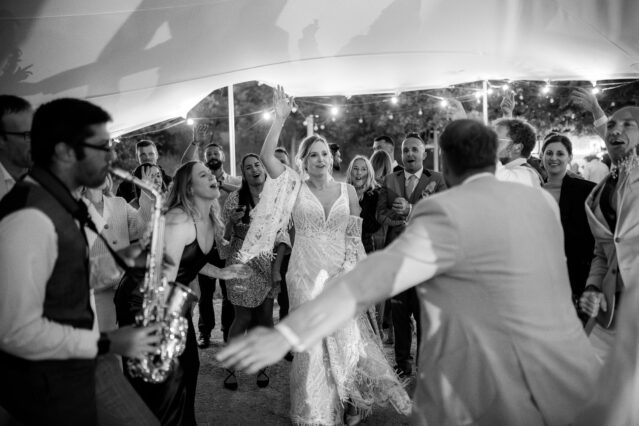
0, 168, 94, 330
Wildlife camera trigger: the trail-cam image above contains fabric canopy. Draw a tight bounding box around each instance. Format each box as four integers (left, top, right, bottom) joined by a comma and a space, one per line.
2, 0, 638, 135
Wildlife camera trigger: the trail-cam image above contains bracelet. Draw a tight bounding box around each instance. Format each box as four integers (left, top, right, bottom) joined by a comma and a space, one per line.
274, 323, 304, 352
593, 115, 608, 128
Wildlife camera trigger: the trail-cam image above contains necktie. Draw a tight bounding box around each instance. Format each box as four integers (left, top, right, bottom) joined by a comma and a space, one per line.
406, 174, 418, 198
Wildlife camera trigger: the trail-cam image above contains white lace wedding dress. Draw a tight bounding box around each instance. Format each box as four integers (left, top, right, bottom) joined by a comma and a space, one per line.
239, 168, 410, 425
286, 182, 410, 425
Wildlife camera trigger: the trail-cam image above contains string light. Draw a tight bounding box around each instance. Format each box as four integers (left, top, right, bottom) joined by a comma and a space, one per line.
439, 99, 449, 108
418, 109, 423, 116
302, 120, 308, 126
541, 84, 551, 95
291, 106, 298, 113
388, 113, 394, 120
358, 118, 364, 124
331, 117, 336, 122
487, 88, 494, 95
186, 118, 195, 126
502, 84, 510, 91
330, 106, 339, 116
474, 91, 483, 99
390, 96, 399, 105
591, 82, 600, 95
549, 97, 555, 104
320, 124, 325, 130
313, 124, 319, 131
262, 111, 271, 120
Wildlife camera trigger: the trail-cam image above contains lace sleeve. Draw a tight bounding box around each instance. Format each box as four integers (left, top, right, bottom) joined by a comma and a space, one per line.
342, 215, 366, 272
239, 166, 301, 263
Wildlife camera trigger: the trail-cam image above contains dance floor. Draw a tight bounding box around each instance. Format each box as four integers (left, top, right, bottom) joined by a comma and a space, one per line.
193, 298, 416, 425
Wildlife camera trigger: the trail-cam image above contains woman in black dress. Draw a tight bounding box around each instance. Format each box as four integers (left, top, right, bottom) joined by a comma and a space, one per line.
115, 161, 230, 425
541, 134, 596, 309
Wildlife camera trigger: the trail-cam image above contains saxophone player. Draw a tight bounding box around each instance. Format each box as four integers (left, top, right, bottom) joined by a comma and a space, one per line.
0, 98, 162, 425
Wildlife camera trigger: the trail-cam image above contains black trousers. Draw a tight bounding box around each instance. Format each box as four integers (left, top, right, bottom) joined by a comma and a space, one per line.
197, 274, 234, 341
0, 352, 97, 426
391, 287, 421, 373
277, 254, 291, 319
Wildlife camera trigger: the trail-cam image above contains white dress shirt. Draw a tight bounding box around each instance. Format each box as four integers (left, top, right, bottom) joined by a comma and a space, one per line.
495, 158, 542, 188
0, 178, 99, 360
0, 160, 16, 200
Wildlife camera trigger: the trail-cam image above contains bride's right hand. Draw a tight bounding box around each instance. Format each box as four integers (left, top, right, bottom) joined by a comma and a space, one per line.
273, 85, 293, 119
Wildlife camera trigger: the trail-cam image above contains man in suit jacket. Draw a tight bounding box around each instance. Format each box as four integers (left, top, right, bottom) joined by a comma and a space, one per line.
579, 106, 639, 361
376, 132, 446, 375
219, 119, 601, 426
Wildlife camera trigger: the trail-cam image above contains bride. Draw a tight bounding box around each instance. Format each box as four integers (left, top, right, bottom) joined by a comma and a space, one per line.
237, 86, 410, 425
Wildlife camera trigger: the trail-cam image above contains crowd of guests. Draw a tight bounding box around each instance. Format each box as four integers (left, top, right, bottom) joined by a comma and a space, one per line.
0, 86, 637, 426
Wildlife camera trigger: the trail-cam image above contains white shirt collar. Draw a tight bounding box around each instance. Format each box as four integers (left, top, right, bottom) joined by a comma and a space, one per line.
391, 160, 399, 169
404, 168, 423, 180
462, 172, 494, 185
0, 161, 15, 185
504, 157, 528, 168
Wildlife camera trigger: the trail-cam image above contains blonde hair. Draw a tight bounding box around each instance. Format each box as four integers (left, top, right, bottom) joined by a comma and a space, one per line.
165, 161, 224, 239
346, 155, 379, 191
370, 149, 393, 179
295, 134, 333, 179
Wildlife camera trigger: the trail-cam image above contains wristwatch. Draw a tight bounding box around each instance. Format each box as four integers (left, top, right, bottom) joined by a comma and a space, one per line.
98, 332, 111, 355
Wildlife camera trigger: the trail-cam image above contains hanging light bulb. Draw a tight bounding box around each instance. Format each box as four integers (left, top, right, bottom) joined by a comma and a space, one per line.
549, 98, 555, 104
320, 124, 325, 130
313, 124, 319, 131
390, 96, 399, 105
330, 106, 339, 116
474, 91, 482, 99
388, 113, 394, 120
186, 118, 195, 126
262, 111, 271, 120
611, 101, 616, 107
303, 120, 308, 126
591, 85, 600, 95
519, 94, 524, 100
502, 83, 510, 91
331, 117, 336, 122
487, 88, 494, 95
440, 99, 449, 108
418, 109, 423, 116
358, 118, 364, 124
541, 84, 551, 95
291, 106, 298, 113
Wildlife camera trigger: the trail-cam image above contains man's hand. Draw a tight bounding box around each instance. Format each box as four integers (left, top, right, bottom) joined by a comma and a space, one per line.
216, 326, 292, 374
192, 123, 212, 145
392, 197, 411, 216
108, 324, 162, 359
570, 87, 605, 118
579, 290, 607, 318
500, 91, 515, 118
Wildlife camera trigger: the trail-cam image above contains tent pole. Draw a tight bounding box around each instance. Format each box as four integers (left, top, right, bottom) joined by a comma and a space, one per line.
433, 129, 440, 172
482, 80, 488, 125
306, 115, 314, 137
228, 85, 236, 176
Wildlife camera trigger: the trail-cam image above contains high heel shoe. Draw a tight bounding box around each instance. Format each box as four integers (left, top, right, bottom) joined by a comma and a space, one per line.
256, 369, 270, 388
223, 369, 238, 391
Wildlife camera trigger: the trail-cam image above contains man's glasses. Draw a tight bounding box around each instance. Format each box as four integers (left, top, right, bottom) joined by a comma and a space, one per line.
79, 140, 114, 152
2, 131, 31, 141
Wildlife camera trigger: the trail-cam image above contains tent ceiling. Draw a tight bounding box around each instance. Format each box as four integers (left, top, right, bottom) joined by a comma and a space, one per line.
2, 0, 638, 135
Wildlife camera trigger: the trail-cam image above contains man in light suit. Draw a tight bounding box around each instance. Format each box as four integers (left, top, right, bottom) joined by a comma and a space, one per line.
579, 106, 639, 361
376, 132, 446, 376
219, 119, 601, 426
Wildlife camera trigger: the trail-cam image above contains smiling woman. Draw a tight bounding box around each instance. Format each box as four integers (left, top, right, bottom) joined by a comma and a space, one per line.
541, 133, 596, 306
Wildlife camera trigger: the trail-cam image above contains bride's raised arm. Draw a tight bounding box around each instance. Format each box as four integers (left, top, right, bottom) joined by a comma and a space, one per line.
261, 85, 292, 179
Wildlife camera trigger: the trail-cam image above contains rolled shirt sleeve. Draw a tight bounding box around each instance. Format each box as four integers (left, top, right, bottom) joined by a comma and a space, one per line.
278, 198, 460, 351
0, 209, 98, 360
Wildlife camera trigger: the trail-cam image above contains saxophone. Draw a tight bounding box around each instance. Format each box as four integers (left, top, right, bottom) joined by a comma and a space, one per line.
111, 167, 198, 384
